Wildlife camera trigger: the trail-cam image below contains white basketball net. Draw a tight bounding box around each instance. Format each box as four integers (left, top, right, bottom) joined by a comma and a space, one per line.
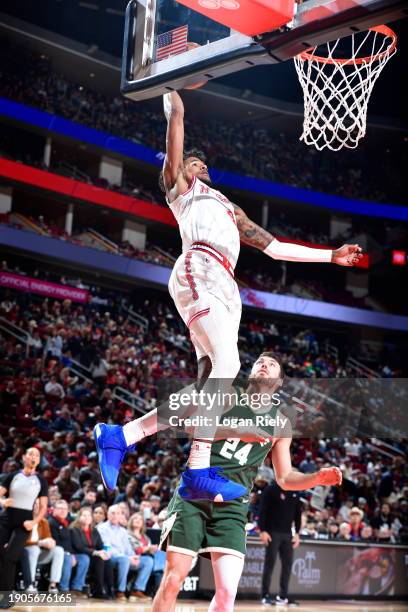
294, 26, 397, 151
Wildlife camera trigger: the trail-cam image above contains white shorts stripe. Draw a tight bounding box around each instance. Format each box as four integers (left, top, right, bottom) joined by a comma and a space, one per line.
167, 545, 198, 557
198, 546, 245, 559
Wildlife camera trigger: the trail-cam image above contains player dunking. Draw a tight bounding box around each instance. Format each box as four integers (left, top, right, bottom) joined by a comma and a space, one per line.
94, 91, 362, 501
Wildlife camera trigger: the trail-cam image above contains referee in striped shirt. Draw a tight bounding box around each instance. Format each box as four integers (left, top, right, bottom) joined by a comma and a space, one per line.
0, 447, 48, 608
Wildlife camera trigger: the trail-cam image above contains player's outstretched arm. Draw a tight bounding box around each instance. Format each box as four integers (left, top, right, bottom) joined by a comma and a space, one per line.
271, 437, 342, 490
162, 92, 186, 193
232, 204, 363, 266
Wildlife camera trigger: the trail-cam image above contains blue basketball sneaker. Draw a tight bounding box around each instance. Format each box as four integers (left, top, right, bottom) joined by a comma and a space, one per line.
178, 467, 247, 502
93, 423, 136, 491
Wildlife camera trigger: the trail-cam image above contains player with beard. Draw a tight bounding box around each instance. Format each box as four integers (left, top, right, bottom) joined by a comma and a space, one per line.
151, 352, 342, 612
94, 91, 362, 502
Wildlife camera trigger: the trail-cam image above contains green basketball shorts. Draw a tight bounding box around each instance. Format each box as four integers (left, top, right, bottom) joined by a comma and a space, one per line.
159, 491, 248, 559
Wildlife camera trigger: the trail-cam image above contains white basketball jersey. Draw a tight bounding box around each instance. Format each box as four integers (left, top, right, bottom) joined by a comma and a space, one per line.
166, 176, 240, 268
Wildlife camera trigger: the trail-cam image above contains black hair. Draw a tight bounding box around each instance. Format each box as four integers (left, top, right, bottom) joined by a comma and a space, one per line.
183, 149, 206, 163
158, 149, 207, 193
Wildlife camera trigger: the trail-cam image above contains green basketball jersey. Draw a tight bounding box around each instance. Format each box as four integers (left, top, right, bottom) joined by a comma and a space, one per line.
208, 388, 282, 492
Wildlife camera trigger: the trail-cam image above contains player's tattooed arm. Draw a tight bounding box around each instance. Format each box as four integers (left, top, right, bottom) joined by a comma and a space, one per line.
231, 203, 363, 265
231, 203, 274, 250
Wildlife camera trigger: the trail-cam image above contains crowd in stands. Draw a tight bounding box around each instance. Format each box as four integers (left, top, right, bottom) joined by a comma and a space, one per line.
0, 282, 408, 544
0, 280, 407, 597
0, 213, 176, 269
1, 209, 373, 311
0, 41, 406, 205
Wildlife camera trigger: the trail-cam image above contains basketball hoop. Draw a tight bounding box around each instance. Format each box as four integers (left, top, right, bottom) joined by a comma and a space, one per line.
294, 25, 397, 151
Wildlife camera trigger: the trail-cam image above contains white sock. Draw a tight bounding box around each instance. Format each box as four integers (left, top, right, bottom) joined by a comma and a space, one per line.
122, 420, 145, 446
188, 439, 212, 469
122, 408, 162, 446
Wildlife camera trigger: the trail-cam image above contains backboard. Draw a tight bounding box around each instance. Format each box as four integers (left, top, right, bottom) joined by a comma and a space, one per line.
121, 0, 406, 101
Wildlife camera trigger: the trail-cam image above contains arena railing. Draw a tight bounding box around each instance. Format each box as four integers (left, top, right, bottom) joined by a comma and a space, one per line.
112, 385, 150, 415
346, 356, 381, 378
0, 316, 31, 357
121, 304, 149, 331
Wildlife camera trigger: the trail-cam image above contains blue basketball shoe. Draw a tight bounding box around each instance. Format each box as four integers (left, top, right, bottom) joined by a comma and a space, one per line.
93, 423, 136, 491
178, 467, 247, 502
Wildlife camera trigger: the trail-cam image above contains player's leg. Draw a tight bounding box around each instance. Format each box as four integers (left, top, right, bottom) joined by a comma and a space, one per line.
94, 261, 242, 493
208, 552, 245, 612
121, 353, 211, 448
278, 534, 294, 601
179, 297, 246, 501
93, 364, 216, 490
261, 533, 280, 603
152, 551, 194, 612
93, 292, 214, 490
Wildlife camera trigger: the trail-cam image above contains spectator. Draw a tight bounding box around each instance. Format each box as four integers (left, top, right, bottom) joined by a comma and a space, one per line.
27, 331, 43, 356
47, 499, 87, 595
371, 502, 395, 543
45, 330, 63, 360
96, 505, 140, 601
300, 516, 317, 540
360, 525, 375, 543
118, 503, 131, 527
114, 478, 140, 514
377, 467, 394, 500
54, 467, 80, 501
92, 505, 107, 526
91, 356, 111, 390
70, 506, 113, 599
75, 443, 89, 468
81, 488, 97, 510
22, 499, 64, 593
44, 376, 65, 400
78, 452, 102, 487
67, 454, 81, 480
127, 512, 156, 602
337, 522, 352, 542
327, 519, 340, 540
53, 407, 78, 433
299, 452, 316, 474
338, 499, 354, 522
348, 507, 365, 541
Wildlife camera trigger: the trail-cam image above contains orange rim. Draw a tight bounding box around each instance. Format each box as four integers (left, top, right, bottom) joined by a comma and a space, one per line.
297, 25, 397, 65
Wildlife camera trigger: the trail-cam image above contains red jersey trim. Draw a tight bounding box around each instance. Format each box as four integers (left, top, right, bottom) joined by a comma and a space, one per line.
188, 308, 210, 328
189, 242, 235, 279
179, 175, 197, 197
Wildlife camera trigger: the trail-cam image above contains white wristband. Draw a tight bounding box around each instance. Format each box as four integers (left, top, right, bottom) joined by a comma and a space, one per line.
264, 238, 333, 263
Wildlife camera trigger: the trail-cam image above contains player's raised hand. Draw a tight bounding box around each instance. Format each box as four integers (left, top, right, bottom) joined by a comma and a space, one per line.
332, 244, 363, 266
316, 466, 342, 487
